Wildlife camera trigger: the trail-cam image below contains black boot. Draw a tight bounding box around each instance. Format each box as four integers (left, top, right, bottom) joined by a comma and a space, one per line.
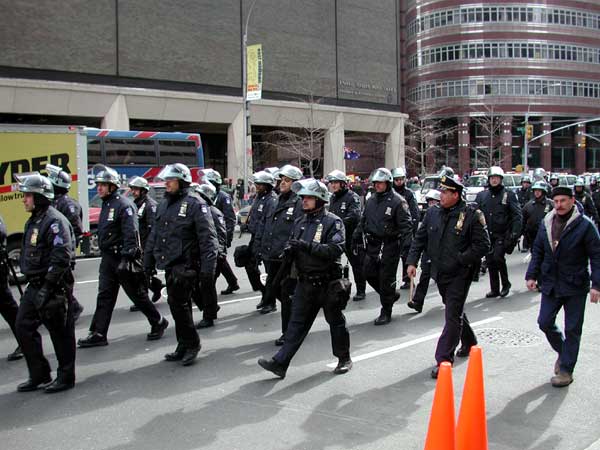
147, 318, 169, 341
181, 347, 201, 366
44, 378, 75, 393
196, 318, 214, 329
333, 357, 353, 374
150, 277, 164, 303
499, 282, 511, 298
352, 292, 366, 302
258, 358, 286, 378
17, 376, 52, 392
374, 309, 391, 326
78, 332, 108, 348
274, 334, 285, 346
220, 284, 240, 295
164, 345, 186, 361
407, 301, 423, 313
7, 346, 23, 361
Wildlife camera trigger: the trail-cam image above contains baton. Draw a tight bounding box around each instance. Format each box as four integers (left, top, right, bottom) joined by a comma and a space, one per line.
408, 276, 414, 303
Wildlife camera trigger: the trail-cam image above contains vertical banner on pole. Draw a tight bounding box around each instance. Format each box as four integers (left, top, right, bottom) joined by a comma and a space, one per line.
246, 44, 263, 101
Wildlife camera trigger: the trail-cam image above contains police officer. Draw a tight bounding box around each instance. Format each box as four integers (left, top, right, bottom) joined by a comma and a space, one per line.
14, 172, 77, 392
548, 173, 560, 189
0, 213, 23, 361
246, 171, 278, 297
191, 182, 225, 329
573, 177, 599, 225
204, 169, 240, 295
326, 169, 365, 301
353, 168, 413, 325
517, 175, 533, 208
407, 190, 441, 313
407, 176, 490, 378
592, 175, 600, 215
45, 163, 85, 322
78, 165, 168, 348
128, 176, 163, 310
258, 165, 304, 345
522, 181, 553, 253
145, 164, 219, 366
257, 179, 351, 378
391, 167, 420, 290
475, 166, 522, 298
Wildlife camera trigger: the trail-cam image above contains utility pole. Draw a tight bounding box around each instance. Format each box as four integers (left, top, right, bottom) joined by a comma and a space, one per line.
241, 0, 258, 197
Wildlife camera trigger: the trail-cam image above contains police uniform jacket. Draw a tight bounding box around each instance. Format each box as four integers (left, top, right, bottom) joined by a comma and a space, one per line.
260, 191, 303, 261
574, 191, 599, 224
144, 188, 218, 276
407, 200, 490, 280
592, 190, 600, 217
355, 188, 413, 256
98, 191, 139, 259
526, 206, 600, 297
393, 184, 420, 233
210, 205, 227, 255
292, 208, 345, 277
215, 189, 236, 247
248, 190, 278, 255
517, 187, 533, 208
20, 205, 74, 284
53, 193, 83, 243
522, 196, 553, 236
328, 188, 361, 246
475, 185, 522, 239
134, 194, 157, 250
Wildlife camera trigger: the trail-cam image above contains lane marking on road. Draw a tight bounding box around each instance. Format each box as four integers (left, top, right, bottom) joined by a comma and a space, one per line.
326, 315, 503, 368
75, 271, 165, 285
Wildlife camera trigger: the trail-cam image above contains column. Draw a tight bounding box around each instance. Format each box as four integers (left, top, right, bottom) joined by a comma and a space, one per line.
226, 107, 245, 183
457, 117, 470, 176
385, 118, 405, 169
323, 113, 345, 175
101, 95, 129, 130
575, 122, 586, 174
540, 116, 552, 171
500, 116, 512, 171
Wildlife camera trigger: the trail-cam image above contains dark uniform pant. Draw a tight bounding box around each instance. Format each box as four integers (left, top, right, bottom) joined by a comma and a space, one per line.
16, 283, 76, 382
345, 243, 366, 295
274, 279, 350, 368
486, 237, 510, 293
216, 255, 238, 287
538, 293, 586, 374
263, 260, 295, 334
364, 242, 401, 313
166, 268, 201, 350
91, 253, 162, 337
244, 257, 264, 292
412, 260, 432, 307
191, 274, 219, 321
434, 271, 477, 364
0, 280, 18, 338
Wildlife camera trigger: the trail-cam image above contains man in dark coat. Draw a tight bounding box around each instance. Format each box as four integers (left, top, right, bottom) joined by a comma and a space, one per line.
526, 186, 600, 387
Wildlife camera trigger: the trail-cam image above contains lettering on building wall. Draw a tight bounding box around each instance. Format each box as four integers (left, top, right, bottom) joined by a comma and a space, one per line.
338, 79, 397, 104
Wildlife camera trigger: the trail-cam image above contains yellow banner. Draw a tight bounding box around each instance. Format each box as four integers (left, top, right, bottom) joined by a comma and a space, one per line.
246, 44, 263, 101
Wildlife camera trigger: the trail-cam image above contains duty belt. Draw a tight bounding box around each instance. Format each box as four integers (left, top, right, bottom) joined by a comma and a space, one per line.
299, 273, 330, 284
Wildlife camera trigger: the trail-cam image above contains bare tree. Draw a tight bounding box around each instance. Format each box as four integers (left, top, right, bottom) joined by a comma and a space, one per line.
405, 105, 457, 175
469, 104, 507, 168
256, 93, 335, 178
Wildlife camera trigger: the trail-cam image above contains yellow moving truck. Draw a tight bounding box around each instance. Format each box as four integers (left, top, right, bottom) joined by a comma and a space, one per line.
0, 125, 90, 278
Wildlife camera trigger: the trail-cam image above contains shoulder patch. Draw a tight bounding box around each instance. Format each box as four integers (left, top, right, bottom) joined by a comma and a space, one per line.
51, 223, 61, 234
69, 205, 75, 214
126, 207, 133, 216
335, 220, 341, 230
201, 205, 208, 214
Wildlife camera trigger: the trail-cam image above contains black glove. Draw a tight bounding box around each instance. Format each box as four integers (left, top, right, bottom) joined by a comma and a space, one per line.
34, 283, 53, 310
289, 239, 311, 253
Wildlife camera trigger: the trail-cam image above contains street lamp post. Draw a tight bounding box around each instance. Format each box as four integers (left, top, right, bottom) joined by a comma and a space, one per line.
241, 0, 258, 197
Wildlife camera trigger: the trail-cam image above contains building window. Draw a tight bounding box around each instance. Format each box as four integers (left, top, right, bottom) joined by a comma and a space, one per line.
552, 147, 575, 169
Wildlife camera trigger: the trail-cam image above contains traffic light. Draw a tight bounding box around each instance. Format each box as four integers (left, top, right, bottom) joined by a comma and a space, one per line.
581, 136, 587, 148
525, 124, 533, 140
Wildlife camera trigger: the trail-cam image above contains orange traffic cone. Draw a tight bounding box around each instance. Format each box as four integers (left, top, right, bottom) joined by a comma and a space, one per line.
424, 362, 456, 450
456, 346, 488, 450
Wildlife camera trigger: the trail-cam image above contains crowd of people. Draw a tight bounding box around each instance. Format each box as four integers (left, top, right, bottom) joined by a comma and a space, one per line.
1, 161, 599, 394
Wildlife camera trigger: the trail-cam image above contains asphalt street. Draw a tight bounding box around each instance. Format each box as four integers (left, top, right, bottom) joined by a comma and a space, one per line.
1, 232, 600, 450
